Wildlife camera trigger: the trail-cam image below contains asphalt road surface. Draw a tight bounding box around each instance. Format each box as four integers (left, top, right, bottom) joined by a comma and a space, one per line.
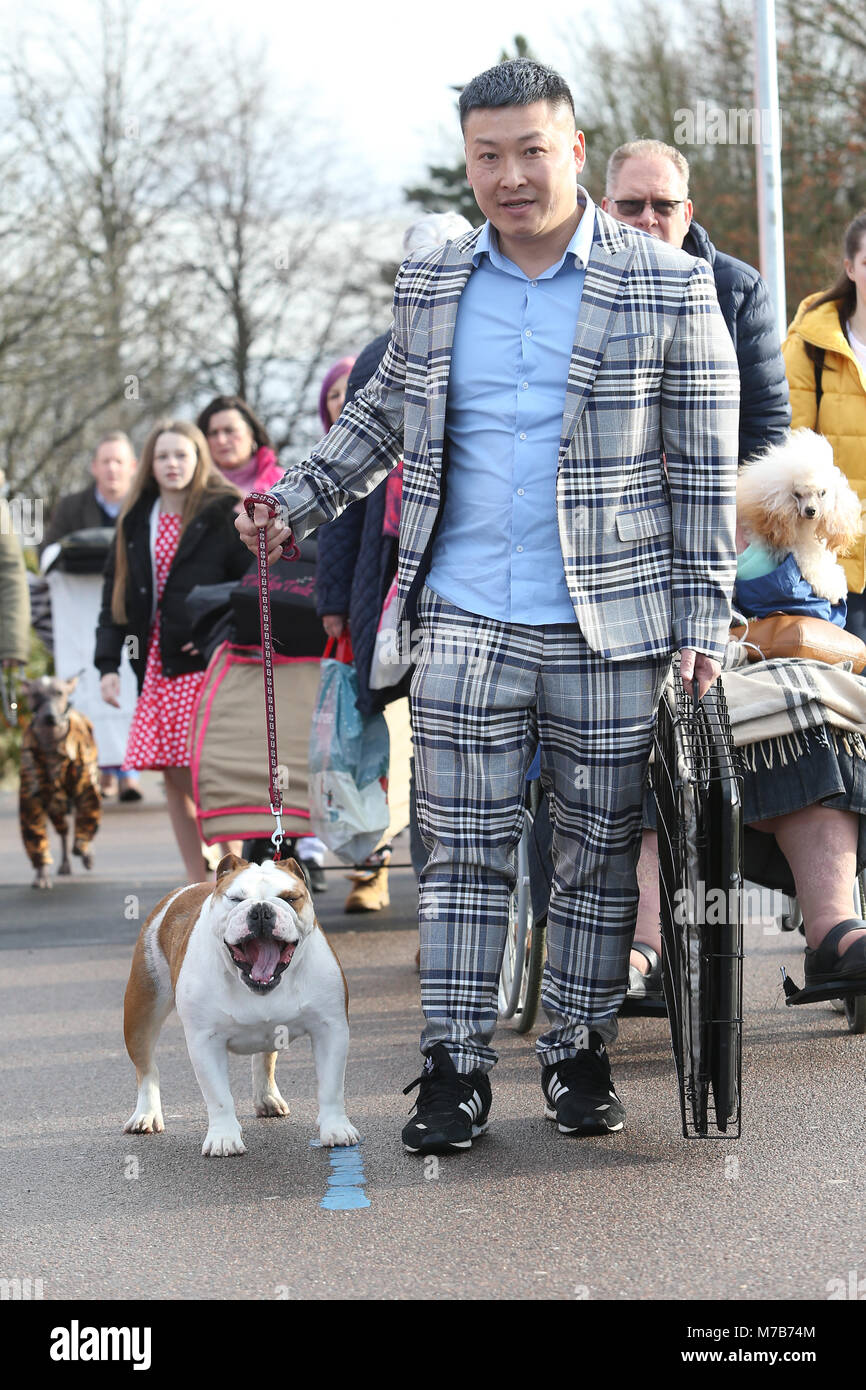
1, 774, 864, 1303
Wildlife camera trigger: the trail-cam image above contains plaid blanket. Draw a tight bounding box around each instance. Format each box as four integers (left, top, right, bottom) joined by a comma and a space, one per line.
719, 650, 866, 768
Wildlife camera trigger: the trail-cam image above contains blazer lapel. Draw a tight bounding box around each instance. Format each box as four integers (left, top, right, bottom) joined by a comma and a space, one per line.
425, 234, 478, 467
559, 210, 636, 455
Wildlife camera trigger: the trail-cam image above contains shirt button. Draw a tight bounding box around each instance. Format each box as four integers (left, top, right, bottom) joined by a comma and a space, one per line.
531, 280, 538, 287
525, 329, 532, 338
521, 381, 529, 390
519, 432, 527, 440
516, 545, 524, 553
516, 488, 525, 496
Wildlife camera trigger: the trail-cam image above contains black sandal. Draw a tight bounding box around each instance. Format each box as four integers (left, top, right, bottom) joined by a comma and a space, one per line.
805, 920, 866, 987
783, 919, 866, 1005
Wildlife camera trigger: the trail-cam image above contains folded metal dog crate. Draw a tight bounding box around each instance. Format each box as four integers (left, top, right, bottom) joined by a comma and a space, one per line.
653, 670, 744, 1137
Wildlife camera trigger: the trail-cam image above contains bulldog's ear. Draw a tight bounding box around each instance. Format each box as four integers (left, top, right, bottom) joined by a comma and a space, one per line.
216, 853, 246, 880
276, 856, 305, 880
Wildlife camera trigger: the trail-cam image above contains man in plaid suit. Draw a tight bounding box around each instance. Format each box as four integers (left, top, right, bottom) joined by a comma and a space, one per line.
238, 59, 740, 1154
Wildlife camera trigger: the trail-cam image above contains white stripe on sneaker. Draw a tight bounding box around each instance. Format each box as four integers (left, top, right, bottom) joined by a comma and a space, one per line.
458, 1091, 483, 1121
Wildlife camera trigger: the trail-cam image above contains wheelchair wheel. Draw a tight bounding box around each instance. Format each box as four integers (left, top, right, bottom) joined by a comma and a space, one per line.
512, 911, 546, 1034
498, 811, 546, 1032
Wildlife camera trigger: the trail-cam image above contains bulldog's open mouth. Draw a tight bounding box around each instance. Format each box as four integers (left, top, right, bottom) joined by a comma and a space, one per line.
226, 935, 297, 992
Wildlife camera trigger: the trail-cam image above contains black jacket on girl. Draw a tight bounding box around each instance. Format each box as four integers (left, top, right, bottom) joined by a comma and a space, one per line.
95, 492, 252, 693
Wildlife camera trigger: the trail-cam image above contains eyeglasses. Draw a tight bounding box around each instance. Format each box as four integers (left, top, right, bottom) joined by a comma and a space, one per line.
610, 198, 685, 217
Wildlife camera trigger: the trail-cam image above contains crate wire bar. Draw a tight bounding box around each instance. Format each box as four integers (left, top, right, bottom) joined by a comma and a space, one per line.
653, 669, 744, 1137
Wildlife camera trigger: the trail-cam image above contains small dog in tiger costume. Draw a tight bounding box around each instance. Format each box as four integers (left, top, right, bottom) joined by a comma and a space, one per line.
19, 674, 101, 889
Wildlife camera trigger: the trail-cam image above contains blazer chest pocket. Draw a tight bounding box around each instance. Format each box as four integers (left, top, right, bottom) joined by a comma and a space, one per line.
603, 334, 657, 362
616, 503, 672, 542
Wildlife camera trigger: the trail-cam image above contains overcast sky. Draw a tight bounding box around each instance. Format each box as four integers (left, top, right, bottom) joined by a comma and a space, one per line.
222, 0, 598, 194
3, 0, 621, 210
202, 0, 607, 203
13, 0, 603, 204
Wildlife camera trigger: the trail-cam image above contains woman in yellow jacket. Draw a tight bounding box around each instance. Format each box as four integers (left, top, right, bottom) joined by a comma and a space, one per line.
783, 210, 866, 637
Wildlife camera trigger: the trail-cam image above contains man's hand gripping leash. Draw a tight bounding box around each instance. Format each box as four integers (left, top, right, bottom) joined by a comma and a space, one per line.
235, 490, 299, 566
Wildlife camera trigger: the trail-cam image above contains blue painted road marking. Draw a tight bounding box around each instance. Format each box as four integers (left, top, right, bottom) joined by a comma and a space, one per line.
310, 1139, 370, 1210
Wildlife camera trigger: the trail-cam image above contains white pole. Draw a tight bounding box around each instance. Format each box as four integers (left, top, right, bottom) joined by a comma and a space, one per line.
753, 0, 787, 341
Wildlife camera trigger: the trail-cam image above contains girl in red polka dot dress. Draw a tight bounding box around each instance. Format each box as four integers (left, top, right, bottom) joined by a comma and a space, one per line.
96, 421, 252, 881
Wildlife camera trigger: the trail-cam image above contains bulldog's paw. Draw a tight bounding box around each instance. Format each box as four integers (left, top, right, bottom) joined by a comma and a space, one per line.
123, 1108, 165, 1134
57, 859, 71, 877
318, 1116, 361, 1147
32, 867, 52, 891
73, 842, 94, 870
254, 1091, 290, 1118
202, 1122, 246, 1156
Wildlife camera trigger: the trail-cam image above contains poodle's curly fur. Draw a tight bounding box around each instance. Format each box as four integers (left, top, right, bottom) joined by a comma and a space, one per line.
736, 429, 863, 604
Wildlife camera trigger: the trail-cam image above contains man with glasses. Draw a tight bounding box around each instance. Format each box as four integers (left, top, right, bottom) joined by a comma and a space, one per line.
602, 139, 790, 463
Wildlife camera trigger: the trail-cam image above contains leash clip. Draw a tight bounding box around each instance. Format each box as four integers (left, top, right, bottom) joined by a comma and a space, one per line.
269, 804, 285, 852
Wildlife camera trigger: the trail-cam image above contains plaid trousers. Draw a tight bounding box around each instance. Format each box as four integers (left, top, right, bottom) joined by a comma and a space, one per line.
411, 586, 670, 1072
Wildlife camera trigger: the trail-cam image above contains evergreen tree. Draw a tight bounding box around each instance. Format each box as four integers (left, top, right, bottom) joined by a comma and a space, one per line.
404, 36, 536, 220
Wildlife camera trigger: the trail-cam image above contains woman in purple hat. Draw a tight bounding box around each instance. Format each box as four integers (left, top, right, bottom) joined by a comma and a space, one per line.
318, 358, 356, 436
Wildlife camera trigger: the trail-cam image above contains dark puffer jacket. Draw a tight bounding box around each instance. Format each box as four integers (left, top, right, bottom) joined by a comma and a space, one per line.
682, 221, 791, 463
95, 490, 252, 693
315, 330, 410, 717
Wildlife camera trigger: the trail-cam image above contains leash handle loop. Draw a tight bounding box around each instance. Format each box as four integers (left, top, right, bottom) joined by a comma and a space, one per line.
243, 491, 301, 561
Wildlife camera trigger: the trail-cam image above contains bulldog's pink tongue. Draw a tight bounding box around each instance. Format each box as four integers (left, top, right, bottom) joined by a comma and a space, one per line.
247, 938, 282, 983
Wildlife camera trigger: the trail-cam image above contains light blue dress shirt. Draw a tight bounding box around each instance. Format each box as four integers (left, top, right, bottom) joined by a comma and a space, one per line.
426, 192, 596, 624
95, 488, 123, 520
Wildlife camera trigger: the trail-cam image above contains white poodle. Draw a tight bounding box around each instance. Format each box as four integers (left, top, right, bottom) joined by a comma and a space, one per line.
736, 429, 863, 604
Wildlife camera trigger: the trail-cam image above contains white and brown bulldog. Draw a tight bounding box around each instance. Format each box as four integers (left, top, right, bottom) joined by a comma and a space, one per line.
122, 854, 359, 1155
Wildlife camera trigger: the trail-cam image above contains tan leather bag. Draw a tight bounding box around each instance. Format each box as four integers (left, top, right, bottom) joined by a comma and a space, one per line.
729, 612, 866, 673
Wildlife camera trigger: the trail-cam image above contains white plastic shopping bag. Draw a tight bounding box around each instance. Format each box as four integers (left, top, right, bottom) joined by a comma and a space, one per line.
369, 577, 411, 690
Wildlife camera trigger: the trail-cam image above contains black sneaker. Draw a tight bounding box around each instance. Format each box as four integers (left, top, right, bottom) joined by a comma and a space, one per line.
541, 1034, 625, 1135
402, 1043, 491, 1154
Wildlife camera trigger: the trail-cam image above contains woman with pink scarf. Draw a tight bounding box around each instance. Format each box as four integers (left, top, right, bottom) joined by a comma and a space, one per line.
196, 395, 283, 495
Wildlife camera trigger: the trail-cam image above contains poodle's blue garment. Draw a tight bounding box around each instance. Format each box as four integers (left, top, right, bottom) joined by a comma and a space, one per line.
734, 550, 847, 625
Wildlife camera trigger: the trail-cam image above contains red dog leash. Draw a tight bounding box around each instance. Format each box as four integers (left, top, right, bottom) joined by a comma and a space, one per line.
243, 492, 300, 853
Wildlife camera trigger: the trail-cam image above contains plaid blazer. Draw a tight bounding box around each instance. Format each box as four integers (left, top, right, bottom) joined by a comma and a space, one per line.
272, 207, 740, 661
